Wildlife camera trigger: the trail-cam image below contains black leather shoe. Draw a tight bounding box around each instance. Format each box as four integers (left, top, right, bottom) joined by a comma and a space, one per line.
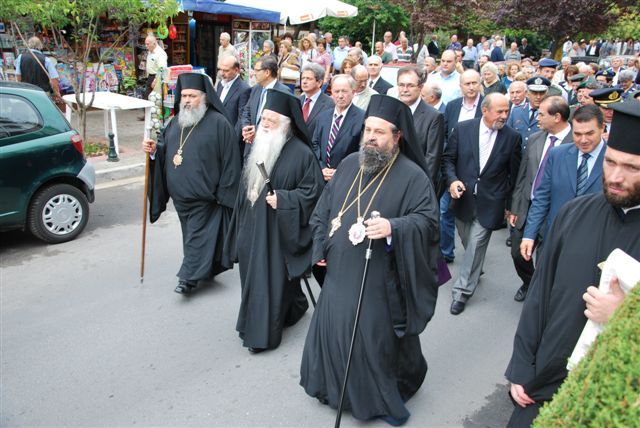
444, 256, 455, 264
450, 300, 466, 315
174, 280, 195, 295
248, 347, 266, 354
514, 284, 529, 302
506, 237, 512, 247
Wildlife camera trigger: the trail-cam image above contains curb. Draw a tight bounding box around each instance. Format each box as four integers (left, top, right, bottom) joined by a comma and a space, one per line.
89, 152, 147, 183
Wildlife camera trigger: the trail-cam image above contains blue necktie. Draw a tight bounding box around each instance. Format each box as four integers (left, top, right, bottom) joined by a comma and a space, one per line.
576, 153, 591, 196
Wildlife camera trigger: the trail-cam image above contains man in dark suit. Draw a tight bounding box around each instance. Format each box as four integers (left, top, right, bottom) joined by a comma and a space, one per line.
216, 55, 251, 147
421, 81, 446, 114
312, 74, 365, 182
442, 93, 522, 315
428, 34, 440, 58
240, 56, 292, 162
397, 66, 444, 186
520, 105, 606, 262
367, 55, 393, 95
508, 96, 572, 302
299, 63, 334, 140
440, 69, 484, 263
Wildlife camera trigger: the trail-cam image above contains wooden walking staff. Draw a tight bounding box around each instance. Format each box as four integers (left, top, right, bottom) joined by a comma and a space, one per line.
335, 211, 380, 428
140, 128, 155, 283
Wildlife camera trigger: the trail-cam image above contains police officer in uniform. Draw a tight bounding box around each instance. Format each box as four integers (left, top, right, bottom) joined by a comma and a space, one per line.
507, 76, 550, 150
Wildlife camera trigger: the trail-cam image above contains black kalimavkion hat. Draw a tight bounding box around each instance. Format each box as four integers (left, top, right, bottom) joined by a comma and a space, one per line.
365, 94, 429, 175
608, 101, 640, 155
262, 88, 312, 146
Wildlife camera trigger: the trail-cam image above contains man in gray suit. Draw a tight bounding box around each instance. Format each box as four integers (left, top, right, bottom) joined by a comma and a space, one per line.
299, 63, 334, 139
397, 66, 445, 186
509, 96, 573, 302
240, 56, 291, 162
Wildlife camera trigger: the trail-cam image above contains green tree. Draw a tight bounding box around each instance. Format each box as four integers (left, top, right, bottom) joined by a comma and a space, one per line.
493, 0, 637, 59
318, 0, 409, 54
0, 0, 179, 141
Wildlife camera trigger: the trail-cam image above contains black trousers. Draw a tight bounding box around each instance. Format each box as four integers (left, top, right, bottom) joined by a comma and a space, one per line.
510, 226, 536, 287
143, 74, 156, 100
507, 402, 542, 427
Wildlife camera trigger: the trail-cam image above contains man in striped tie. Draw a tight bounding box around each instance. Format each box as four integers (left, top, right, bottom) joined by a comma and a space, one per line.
521, 105, 607, 262
311, 74, 366, 182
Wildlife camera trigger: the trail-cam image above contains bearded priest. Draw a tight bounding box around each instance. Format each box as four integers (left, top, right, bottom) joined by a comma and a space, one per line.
225, 89, 325, 354
300, 94, 441, 426
143, 72, 241, 295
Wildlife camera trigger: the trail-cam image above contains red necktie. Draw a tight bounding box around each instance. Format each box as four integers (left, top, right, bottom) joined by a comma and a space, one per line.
303, 97, 312, 122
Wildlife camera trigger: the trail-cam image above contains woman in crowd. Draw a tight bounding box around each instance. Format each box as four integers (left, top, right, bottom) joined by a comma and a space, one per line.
277, 39, 300, 92
340, 57, 358, 75
311, 39, 332, 92
298, 36, 316, 69
503, 62, 521, 90
481, 62, 507, 95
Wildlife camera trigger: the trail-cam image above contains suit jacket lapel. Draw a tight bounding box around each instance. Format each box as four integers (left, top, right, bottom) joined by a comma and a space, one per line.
566, 145, 578, 194
335, 106, 352, 141
472, 121, 481, 175
533, 132, 548, 165
583, 143, 606, 190
224, 79, 239, 105
307, 95, 324, 124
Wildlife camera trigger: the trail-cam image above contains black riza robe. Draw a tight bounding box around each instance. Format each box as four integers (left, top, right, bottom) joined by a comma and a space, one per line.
148, 108, 240, 281
505, 193, 640, 424
300, 152, 440, 422
225, 137, 324, 350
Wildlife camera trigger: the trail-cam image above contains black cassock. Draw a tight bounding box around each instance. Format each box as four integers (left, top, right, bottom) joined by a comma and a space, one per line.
225, 137, 324, 350
300, 152, 440, 422
149, 108, 240, 281
505, 193, 640, 425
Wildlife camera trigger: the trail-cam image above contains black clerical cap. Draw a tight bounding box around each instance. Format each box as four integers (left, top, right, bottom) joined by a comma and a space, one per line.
608, 101, 640, 155
173, 72, 231, 124
262, 88, 311, 145
365, 94, 429, 175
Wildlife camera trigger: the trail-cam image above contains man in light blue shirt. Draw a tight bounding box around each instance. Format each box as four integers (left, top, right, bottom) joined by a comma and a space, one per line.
429, 50, 461, 104
332, 36, 349, 73
15, 36, 61, 100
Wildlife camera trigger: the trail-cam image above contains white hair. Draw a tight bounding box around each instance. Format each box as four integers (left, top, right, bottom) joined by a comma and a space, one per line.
244, 115, 291, 205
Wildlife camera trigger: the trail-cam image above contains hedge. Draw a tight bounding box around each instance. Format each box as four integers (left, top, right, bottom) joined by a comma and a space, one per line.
533, 283, 640, 427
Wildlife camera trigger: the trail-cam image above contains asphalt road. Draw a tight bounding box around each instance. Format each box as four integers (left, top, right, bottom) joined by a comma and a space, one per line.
1, 180, 522, 427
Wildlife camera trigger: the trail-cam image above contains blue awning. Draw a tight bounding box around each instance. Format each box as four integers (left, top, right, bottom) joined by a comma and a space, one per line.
181, 0, 281, 22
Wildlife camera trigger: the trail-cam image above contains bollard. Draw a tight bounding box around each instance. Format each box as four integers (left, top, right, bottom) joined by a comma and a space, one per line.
107, 132, 119, 162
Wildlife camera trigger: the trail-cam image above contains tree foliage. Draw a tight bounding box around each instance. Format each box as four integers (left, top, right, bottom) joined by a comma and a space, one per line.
317, 0, 409, 53
0, 0, 179, 141
493, 0, 637, 57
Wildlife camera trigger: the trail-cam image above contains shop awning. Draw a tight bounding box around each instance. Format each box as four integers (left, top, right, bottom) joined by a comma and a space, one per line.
180, 0, 281, 22
226, 0, 358, 25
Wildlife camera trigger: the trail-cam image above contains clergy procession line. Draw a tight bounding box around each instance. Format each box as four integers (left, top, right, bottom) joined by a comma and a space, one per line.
141, 54, 640, 425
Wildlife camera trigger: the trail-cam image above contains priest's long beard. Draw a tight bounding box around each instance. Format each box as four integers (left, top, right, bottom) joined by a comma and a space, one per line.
358, 140, 399, 175
178, 102, 207, 128
603, 176, 640, 208
244, 120, 291, 205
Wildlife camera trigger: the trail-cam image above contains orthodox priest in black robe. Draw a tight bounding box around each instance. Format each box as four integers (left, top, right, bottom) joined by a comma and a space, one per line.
144, 73, 241, 294
224, 89, 324, 353
300, 95, 441, 425
505, 101, 640, 427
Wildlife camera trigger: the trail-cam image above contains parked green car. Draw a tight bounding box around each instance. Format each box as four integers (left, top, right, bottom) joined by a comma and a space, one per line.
0, 82, 95, 243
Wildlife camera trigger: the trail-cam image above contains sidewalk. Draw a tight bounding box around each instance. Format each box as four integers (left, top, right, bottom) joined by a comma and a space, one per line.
77, 108, 154, 183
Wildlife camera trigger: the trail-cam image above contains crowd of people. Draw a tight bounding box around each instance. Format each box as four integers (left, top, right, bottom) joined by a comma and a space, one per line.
140, 29, 640, 427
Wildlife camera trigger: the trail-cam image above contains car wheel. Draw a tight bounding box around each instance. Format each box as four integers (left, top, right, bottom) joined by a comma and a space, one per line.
28, 184, 90, 244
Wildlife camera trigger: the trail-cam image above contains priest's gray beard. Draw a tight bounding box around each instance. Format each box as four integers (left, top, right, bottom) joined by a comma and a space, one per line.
178, 101, 207, 128
244, 118, 291, 205
359, 139, 399, 174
